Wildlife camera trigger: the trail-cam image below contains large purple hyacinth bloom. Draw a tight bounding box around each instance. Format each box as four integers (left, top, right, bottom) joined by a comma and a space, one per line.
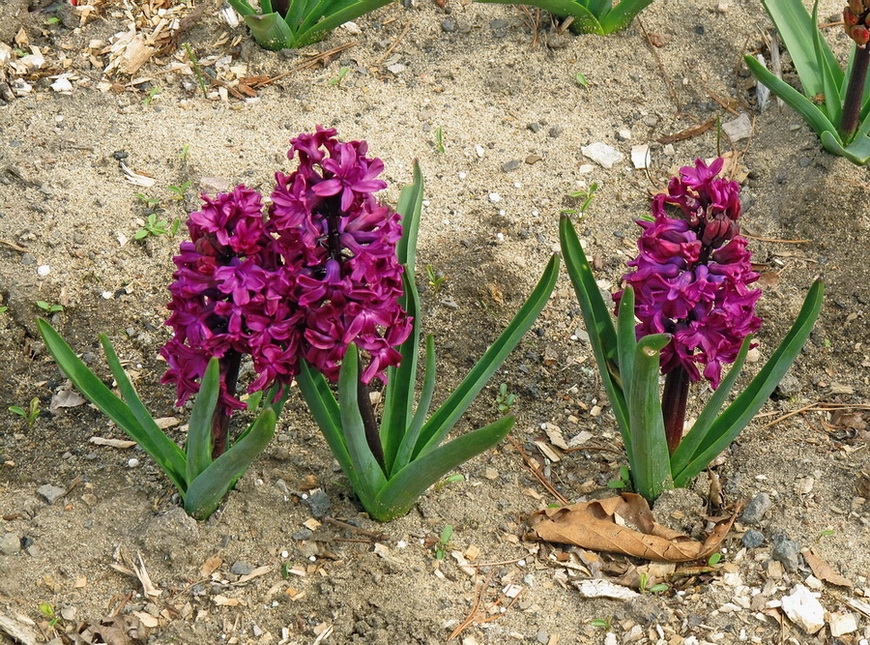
161, 127, 411, 411
615, 158, 762, 389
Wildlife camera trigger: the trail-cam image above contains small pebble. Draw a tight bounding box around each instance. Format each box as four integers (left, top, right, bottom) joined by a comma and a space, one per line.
771, 534, 802, 573
798, 157, 811, 168
742, 529, 764, 548
128, 458, 140, 468
0, 533, 21, 555
489, 193, 502, 203
37, 265, 51, 276
740, 492, 772, 525
36, 484, 66, 504
230, 561, 255, 576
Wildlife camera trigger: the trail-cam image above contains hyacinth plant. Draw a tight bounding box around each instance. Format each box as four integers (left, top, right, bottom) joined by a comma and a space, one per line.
290, 134, 560, 521
745, 0, 870, 165
560, 158, 823, 502
475, 0, 652, 35
227, 0, 390, 50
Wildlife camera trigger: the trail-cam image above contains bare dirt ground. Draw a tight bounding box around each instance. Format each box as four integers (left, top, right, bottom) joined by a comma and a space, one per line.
1, 0, 869, 643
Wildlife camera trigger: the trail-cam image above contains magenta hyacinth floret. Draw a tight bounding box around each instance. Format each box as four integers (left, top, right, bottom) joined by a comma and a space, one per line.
616, 158, 762, 388
161, 127, 411, 410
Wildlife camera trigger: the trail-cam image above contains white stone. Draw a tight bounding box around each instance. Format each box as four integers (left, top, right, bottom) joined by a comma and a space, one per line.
488, 193, 502, 203
341, 21, 362, 34
826, 612, 858, 637
128, 458, 140, 468
631, 144, 650, 169
475, 145, 485, 158
581, 142, 624, 169
50, 75, 73, 93
722, 113, 753, 142
37, 265, 50, 276
781, 584, 825, 634
618, 128, 632, 140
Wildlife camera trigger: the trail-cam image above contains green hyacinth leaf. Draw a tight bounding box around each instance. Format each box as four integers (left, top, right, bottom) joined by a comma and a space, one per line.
371, 416, 514, 521
598, 0, 653, 34
184, 407, 276, 520
243, 12, 297, 50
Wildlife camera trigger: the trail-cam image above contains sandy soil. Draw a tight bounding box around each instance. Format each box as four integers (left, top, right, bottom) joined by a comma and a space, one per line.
1, 0, 869, 643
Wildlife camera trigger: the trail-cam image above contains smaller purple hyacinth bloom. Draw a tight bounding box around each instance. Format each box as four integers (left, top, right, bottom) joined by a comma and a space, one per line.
616, 158, 762, 389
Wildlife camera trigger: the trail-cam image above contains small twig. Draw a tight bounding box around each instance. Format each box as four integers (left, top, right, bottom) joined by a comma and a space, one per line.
323, 516, 391, 542
656, 118, 716, 145
708, 92, 741, 116
507, 436, 569, 505
0, 238, 27, 252
374, 20, 412, 66
763, 402, 870, 429
472, 557, 526, 568
252, 42, 359, 88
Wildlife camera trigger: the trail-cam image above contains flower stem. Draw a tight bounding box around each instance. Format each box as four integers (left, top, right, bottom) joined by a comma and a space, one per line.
211, 349, 241, 458
841, 44, 870, 141
662, 365, 690, 456
357, 377, 386, 471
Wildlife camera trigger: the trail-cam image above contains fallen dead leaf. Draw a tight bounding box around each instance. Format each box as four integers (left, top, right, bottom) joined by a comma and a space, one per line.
200, 555, 223, 578
527, 493, 739, 562
70, 614, 149, 645
90, 437, 137, 449
802, 548, 853, 587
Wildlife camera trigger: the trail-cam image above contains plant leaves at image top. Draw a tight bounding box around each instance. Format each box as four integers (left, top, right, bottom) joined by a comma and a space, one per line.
473, 0, 653, 35
228, 0, 392, 50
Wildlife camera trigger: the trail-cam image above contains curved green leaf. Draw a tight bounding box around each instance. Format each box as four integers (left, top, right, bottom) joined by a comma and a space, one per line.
670, 336, 751, 476
745, 54, 840, 141
296, 360, 361, 493
760, 0, 841, 98
243, 12, 298, 50
559, 215, 629, 443
298, 0, 393, 45
227, 0, 257, 17
38, 320, 188, 493
598, 0, 653, 34
338, 345, 387, 504
371, 416, 514, 521
391, 334, 437, 476
627, 334, 673, 502
809, 1, 841, 125
185, 358, 220, 482
396, 160, 424, 276
821, 131, 870, 165
475, 0, 603, 34
412, 254, 560, 459
615, 285, 636, 406
184, 407, 276, 520
380, 270, 421, 474
672, 280, 823, 487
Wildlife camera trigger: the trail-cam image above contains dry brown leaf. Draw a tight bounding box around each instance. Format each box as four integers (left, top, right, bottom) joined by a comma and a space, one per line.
527, 493, 738, 562
200, 555, 223, 578
71, 615, 149, 645
802, 548, 853, 587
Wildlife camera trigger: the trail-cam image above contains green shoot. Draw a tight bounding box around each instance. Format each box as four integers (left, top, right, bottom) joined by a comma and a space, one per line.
434, 524, 453, 560
589, 617, 612, 630
142, 87, 161, 106
495, 383, 516, 415
0, 305, 8, 314
561, 182, 599, 216
575, 72, 588, 88
9, 397, 40, 430
171, 218, 183, 237
167, 180, 192, 200
135, 213, 171, 240
607, 465, 631, 489
45, 16, 60, 25
328, 66, 350, 86
425, 265, 447, 294
707, 552, 722, 566
184, 44, 209, 98
638, 572, 668, 594
434, 127, 446, 154
179, 144, 191, 163
36, 301, 63, 314
38, 602, 60, 628
433, 472, 465, 491
134, 193, 162, 208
